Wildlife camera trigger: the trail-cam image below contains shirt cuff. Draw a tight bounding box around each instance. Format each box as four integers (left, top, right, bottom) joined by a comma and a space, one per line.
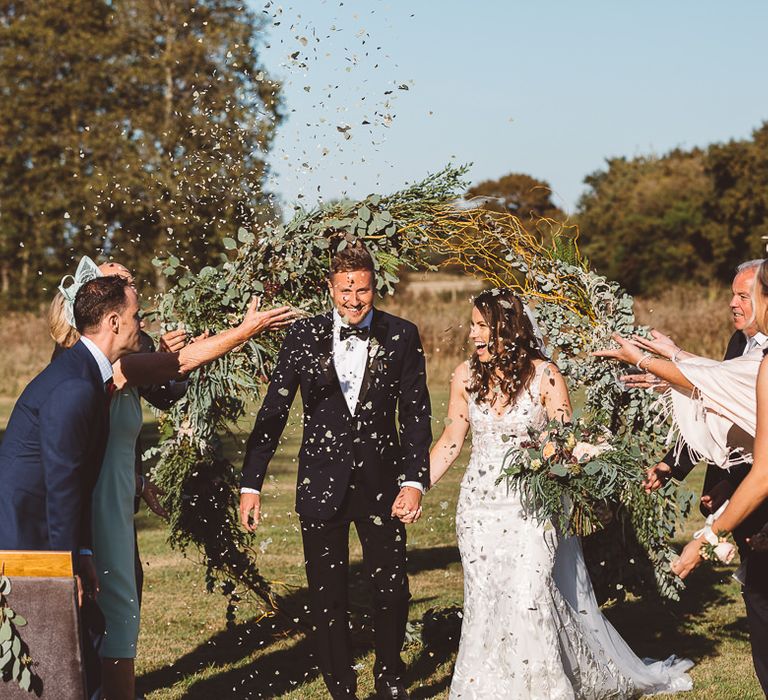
240, 487, 260, 495
401, 481, 425, 494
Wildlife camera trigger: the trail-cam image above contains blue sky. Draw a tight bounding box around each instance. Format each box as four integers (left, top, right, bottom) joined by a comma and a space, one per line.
255, 1, 768, 215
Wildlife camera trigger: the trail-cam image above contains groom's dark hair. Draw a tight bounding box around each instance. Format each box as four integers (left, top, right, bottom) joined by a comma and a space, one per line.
74, 276, 131, 333
330, 240, 375, 276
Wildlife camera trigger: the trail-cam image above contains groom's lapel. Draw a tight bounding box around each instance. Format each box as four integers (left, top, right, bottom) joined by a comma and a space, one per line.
315, 312, 339, 387
355, 308, 389, 413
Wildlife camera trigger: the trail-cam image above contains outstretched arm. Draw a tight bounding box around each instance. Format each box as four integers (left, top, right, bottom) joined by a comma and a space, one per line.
429, 362, 471, 488
115, 297, 296, 388
593, 333, 693, 391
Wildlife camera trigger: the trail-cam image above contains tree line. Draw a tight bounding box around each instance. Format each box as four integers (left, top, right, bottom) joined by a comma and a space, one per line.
0, 0, 281, 307
472, 122, 768, 295
2, 1, 766, 306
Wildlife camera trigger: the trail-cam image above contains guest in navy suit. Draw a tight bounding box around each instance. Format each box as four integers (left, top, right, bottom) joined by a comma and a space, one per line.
0, 275, 142, 600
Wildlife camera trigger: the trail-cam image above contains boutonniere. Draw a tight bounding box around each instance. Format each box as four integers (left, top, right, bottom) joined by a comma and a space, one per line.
368, 338, 386, 375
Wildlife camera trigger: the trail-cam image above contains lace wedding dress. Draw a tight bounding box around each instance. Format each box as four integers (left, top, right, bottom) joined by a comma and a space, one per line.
451, 362, 694, 699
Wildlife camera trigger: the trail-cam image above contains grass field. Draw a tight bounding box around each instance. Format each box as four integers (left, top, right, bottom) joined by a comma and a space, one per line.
127, 388, 762, 700
0, 279, 758, 698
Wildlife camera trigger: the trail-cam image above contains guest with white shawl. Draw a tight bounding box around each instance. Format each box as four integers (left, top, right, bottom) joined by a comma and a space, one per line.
594, 269, 768, 694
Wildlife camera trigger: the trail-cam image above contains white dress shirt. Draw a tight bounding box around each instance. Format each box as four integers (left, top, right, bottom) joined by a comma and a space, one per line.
242, 308, 424, 495
744, 331, 768, 354
80, 336, 113, 384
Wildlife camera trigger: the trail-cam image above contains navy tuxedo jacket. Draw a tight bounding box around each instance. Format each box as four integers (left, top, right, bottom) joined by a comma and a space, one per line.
241, 309, 432, 520
0, 340, 109, 559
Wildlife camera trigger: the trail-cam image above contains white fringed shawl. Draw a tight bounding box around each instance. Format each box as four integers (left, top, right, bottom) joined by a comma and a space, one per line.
669, 348, 763, 468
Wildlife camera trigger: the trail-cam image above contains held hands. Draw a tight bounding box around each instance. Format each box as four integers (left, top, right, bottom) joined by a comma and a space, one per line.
391, 486, 423, 524
240, 297, 298, 339
239, 492, 261, 532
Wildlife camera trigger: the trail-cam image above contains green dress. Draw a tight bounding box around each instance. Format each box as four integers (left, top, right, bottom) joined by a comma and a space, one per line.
92, 386, 143, 659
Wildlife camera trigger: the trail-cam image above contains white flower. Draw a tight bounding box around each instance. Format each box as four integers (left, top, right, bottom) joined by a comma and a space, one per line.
573, 441, 611, 462
714, 541, 736, 564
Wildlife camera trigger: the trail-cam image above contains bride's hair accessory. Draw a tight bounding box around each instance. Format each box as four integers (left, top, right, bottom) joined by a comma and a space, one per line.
59, 256, 103, 329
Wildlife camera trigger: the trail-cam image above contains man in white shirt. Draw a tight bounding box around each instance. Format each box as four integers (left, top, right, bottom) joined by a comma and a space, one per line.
239, 242, 431, 700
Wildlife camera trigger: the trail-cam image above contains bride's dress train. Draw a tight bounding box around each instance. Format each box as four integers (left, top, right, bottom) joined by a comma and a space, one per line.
450, 362, 693, 699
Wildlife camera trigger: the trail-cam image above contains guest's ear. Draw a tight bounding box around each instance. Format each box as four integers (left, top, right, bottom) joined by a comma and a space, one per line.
107, 311, 120, 335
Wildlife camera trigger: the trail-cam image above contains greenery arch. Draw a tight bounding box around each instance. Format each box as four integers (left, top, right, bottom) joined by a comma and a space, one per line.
147, 164, 692, 626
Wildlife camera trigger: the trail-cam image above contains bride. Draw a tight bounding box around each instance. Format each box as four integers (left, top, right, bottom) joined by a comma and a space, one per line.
429, 288, 693, 699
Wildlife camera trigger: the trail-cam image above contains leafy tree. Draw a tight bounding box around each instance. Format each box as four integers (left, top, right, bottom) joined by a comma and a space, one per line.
467, 172, 565, 221
577, 151, 713, 294
703, 121, 768, 278
0, 0, 281, 306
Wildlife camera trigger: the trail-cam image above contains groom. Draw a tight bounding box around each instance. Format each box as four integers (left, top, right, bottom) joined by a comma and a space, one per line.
239, 241, 432, 700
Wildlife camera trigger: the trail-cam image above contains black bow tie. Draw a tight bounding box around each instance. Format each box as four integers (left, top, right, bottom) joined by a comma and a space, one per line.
340, 325, 370, 341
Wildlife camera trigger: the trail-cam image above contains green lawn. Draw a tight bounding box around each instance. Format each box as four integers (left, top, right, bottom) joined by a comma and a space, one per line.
0, 382, 745, 699
124, 386, 765, 699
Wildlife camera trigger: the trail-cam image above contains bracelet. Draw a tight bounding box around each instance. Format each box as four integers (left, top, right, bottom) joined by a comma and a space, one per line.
671, 348, 683, 362
636, 353, 653, 371
137, 475, 146, 497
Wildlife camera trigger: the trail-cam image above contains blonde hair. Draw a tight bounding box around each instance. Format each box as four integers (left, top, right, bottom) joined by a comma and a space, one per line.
49, 292, 81, 349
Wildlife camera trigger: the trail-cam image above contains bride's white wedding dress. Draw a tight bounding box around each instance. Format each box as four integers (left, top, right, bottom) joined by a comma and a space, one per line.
450, 362, 693, 699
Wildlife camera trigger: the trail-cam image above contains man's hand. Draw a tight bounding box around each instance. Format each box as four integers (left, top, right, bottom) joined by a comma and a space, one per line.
142, 479, 168, 519
391, 486, 422, 524
76, 554, 99, 607
644, 462, 672, 493
671, 537, 704, 579
159, 328, 188, 353
239, 492, 261, 532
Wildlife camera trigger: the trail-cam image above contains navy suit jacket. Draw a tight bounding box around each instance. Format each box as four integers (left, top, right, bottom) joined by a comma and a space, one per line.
0, 340, 109, 559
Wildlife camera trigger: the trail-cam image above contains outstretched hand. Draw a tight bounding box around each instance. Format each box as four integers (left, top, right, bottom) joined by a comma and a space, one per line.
629, 329, 680, 360
620, 372, 668, 391
159, 328, 188, 353
240, 297, 298, 338
592, 333, 645, 366
391, 486, 423, 524
644, 461, 672, 493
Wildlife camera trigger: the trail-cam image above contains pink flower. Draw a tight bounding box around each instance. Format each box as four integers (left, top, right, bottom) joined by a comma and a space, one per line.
714, 541, 736, 564
573, 441, 611, 462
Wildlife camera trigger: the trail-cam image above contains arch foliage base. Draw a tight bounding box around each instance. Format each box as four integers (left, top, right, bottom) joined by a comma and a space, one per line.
148, 165, 693, 625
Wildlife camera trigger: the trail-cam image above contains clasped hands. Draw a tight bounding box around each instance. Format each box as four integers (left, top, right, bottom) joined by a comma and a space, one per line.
239, 486, 423, 532
390, 486, 423, 524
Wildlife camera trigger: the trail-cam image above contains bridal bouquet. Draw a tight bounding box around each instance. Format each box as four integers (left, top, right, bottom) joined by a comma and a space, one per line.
501, 417, 642, 537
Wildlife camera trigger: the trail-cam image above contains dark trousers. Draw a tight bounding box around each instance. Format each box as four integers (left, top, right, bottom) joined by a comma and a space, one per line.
744, 554, 768, 696
300, 485, 410, 700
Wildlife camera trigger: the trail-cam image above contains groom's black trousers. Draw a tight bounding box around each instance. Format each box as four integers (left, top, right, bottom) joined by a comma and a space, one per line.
300, 482, 410, 699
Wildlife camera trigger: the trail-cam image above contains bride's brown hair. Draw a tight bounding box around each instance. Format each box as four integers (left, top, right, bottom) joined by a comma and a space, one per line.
468, 289, 547, 406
